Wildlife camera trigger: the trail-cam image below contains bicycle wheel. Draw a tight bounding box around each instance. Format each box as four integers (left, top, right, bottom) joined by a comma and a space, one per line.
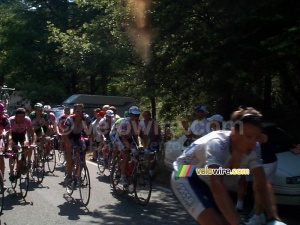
65, 175, 74, 196
33, 151, 45, 183
58, 149, 65, 164
0, 171, 4, 214
111, 159, 125, 195
97, 154, 106, 174
79, 164, 91, 206
134, 164, 152, 205
46, 148, 56, 173
19, 164, 29, 199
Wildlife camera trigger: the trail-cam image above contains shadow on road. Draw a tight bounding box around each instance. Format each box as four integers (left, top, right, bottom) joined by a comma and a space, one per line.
57, 195, 92, 221
88, 186, 198, 225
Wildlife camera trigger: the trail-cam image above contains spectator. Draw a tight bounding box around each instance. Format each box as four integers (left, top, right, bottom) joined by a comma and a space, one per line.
182, 105, 209, 140
207, 114, 224, 131
109, 106, 121, 119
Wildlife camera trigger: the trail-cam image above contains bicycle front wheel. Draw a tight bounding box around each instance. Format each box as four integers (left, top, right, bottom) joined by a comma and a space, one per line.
19, 166, 29, 199
46, 148, 56, 173
79, 164, 91, 206
111, 158, 125, 195
0, 171, 4, 214
10, 159, 18, 190
134, 164, 152, 206
33, 151, 45, 183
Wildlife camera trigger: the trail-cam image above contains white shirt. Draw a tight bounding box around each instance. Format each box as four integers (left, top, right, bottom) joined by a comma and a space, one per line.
174, 130, 262, 187
187, 118, 210, 139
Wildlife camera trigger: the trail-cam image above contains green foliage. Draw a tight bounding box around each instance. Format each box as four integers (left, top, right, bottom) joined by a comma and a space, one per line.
0, 0, 300, 134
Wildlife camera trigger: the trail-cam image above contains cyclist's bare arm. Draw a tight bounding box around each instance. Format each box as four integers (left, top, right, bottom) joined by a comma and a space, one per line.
252, 166, 280, 220
209, 164, 241, 225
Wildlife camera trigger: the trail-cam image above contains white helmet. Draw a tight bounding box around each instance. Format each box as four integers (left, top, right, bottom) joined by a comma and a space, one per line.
128, 106, 140, 115
43, 105, 51, 111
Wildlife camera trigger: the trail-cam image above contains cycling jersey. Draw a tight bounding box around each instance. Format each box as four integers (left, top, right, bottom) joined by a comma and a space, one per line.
0, 114, 11, 132
116, 117, 145, 140
171, 130, 262, 220
9, 116, 32, 134
64, 114, 91, 141
98, 117, 117, 141
9, 116, 32, 144
29, 112, 49, 131
48, 112, 56, 125
58, 114, 69, 133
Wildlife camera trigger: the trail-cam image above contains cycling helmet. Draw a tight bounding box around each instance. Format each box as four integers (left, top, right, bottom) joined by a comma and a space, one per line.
0, 103, 4, 113
43, 105, 51, 111
124, 110, 129, 118
128, 106, 140, 115
34, 103, 43, 109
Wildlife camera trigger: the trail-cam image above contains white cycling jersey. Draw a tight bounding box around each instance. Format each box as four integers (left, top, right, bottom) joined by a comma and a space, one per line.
173, 130, 262, 187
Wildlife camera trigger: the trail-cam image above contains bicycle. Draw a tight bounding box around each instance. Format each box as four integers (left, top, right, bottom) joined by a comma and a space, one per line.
0, 152, 7, 214
56, 136, 66, 166
31, 142, 45, 184
8, 145, 30, 199
44, 135, 57, 173
65, 144, 91, 206
110, 145, 152, 206
97, 140, 113, 174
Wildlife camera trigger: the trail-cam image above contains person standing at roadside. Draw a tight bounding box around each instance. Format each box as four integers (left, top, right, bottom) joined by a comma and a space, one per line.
142, 110, 161, 177
182, 105, 209, 140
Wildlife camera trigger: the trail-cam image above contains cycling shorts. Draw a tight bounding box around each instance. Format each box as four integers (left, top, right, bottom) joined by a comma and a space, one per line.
12, 132, 26, 144
171, 171, 220, 221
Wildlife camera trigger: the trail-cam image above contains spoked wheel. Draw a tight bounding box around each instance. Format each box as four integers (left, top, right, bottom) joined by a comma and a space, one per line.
65, 176, 74, 196
10, 159, 18, 190
134, 164, 152, 206
79, 165, 91, 206
57, 149, 66, 166
19, 164, 29, 199
0, 172, 4, 214
111, 159, 125, 195
46, 149, 56, 173
33, 152, 45, 183
97, 155, 106, 174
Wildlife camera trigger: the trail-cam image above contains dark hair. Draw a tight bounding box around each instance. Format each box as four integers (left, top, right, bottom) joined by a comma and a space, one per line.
231, 106, 262, 131
15, 108, 26, 115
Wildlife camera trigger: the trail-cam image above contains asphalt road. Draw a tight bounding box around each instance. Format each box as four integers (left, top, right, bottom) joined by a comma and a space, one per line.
0, 155, 197, 225
0, 154, 299, 225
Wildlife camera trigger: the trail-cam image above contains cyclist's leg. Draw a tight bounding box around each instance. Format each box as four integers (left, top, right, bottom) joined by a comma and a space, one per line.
171, 171, 226, 225
120, 149, 130, 185
64, 135, 74, 179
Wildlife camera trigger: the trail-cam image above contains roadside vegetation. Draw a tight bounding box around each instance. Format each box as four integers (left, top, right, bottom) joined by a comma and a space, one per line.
1, 0, 300, 137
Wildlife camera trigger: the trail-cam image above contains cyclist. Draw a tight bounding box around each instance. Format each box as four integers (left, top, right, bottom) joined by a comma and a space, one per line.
56, 106, 71, 165
8, 108, 33, 181
63, 103, 91, 182
109, 111, 129, 162
98, 110, 117, 166
142, 110, 161, 177
171, 106, 286, 225
0, 103, 11, 182
90, 109, 104, 161
43, 105, 58, 135
116, 106, 146, 186
29, 103, 50, 156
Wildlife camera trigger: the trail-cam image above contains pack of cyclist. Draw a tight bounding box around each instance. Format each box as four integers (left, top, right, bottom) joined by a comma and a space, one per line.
0, 101, 288, 225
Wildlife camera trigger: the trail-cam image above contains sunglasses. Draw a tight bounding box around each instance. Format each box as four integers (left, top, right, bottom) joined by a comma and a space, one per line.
76, 109, 85, 113
35, 107, 43, 110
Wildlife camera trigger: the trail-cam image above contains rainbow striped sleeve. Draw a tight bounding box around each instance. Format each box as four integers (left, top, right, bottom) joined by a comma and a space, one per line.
176, 165, 196, 177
